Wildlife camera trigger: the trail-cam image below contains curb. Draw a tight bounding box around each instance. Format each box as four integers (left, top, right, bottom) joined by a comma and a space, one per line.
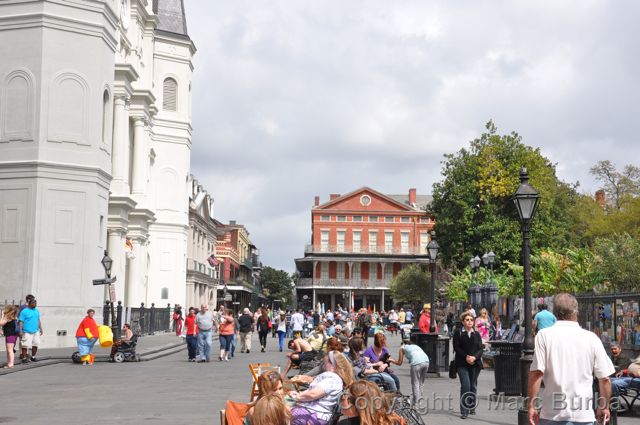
0, 340, 186, 375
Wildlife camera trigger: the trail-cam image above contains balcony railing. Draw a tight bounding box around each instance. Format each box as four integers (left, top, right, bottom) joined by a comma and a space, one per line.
305, 244, 427, 256
297, 278, 392, 289
187, 259, 215, 278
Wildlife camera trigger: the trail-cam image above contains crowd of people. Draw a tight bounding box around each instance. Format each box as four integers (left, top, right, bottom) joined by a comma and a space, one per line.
0, 294, 42, 368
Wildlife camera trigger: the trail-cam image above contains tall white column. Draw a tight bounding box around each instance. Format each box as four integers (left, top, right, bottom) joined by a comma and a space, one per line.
126, 239, 147, 307
131, 118, 147, 196
381, 290, 385, 312
111, 96, 130, 195
107, 230, 126, 303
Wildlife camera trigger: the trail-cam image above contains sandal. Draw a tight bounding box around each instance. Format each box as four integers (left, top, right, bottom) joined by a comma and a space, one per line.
2, 365, 13, 369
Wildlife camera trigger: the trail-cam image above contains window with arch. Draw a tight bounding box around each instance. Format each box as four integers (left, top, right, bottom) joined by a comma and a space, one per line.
162, 77, 177, 111
102, 89, 110, 145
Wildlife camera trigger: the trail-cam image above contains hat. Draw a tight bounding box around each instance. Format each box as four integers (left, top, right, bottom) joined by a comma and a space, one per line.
335, 324, 342, 331
423, 303, 431, 310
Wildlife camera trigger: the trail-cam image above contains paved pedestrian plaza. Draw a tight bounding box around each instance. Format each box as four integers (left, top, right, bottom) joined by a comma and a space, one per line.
0, 332, 635, 424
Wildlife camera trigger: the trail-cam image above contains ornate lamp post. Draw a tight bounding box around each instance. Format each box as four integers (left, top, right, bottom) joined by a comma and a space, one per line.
426, 231, 440, 333
471, 255, 481, 310
486, 251, 498, 313
513, 167, 540, 425
101, 251, 120, 340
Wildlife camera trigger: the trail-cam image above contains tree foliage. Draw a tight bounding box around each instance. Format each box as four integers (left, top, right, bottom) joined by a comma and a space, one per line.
445, 248, 605, 300
593, 233, 640, 292
430, 121, 580, 271
590, 160, 640, 210
259, 266, 293, 305
390, 264, 431, 304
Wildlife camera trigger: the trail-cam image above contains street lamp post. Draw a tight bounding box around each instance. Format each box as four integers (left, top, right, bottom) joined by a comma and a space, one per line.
472, 255, 481, 310
426, 231, 440, 334
513, 167, 540, 425
101, 251, 120, 340
486, 251, 498, 313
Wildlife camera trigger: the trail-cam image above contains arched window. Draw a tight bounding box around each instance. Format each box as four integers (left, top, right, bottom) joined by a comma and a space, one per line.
162, 77, 177, 111
102, 89, 110, 144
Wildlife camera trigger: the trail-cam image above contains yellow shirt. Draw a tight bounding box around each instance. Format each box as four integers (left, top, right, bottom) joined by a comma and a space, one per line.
398, 311, 406, 323
307, 332, 327, 352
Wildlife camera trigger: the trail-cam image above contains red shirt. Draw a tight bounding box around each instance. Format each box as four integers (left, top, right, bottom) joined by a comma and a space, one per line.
76, 316, 99, 338
184, 315, 198, 336
419, 312, 438, 333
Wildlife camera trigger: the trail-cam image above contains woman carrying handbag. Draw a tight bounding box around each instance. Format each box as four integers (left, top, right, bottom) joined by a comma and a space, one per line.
452, 311, 484, 419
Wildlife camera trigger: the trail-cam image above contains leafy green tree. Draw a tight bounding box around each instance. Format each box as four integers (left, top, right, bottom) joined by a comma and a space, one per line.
390, 264, 431, 304
259, 266, 293, 305
430, 121, 580, 271
593, 233, 640, 292
590, 160, 640, 210
446, 247, 604, 300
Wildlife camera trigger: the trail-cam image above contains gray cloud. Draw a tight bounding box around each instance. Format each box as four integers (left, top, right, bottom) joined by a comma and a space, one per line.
186, 0, 640, 271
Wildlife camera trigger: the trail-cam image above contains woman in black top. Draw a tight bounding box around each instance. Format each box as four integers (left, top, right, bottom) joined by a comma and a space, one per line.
256, 308, 270, 352
452, 311, 484, 419
1, 305, 19, 368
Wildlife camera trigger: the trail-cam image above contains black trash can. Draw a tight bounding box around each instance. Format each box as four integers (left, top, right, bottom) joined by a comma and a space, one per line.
490, 341, 522, 395
410, 331, 447, 375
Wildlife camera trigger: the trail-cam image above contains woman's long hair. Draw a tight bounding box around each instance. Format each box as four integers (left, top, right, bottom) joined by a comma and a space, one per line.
348, 380, 402, 425
348, 337, 364, 361
2, 305, 18, 320
252, 394, 289, 425
257, 370, 283, 399
331, 351, 355, 388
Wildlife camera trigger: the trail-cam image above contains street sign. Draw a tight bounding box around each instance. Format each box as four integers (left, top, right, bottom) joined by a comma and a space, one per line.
232, 302, 240, 305
109, 284, 116, 302
92, 276, 118, 286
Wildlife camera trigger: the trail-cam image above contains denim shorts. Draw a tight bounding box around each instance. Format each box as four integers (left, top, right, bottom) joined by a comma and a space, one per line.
219, 334, 233, 350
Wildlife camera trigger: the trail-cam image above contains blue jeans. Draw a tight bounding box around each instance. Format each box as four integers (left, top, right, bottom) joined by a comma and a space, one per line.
612, 376, 640, 396
367, 372, 398, 392
186, 335, 197, 360
277, 330, 286, 351
230, 333, 237, 357
197, 330, 212, 361
219, 334, 233, 351
458, 365, 480, 414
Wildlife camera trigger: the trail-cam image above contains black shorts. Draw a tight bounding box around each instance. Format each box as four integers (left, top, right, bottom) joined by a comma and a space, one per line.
299, 350, 318, 362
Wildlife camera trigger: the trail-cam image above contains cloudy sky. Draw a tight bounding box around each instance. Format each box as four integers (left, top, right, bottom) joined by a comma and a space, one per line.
185, 1, 640, 272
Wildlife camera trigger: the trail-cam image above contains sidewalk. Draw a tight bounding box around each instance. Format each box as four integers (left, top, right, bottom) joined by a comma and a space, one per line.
0, 332, 186, 373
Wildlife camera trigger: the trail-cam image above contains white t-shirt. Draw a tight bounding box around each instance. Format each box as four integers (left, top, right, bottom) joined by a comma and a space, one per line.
291, 312, 305, 331
297, 372, 343, 421
531, 320, 615, 422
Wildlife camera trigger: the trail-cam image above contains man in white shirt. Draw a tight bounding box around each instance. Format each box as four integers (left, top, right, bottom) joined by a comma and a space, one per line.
528, 293, 615, 425
291, 308, 305, 337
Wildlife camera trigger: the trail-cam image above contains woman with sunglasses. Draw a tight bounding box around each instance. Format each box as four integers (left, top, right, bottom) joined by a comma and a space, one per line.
453, 311, 484, 419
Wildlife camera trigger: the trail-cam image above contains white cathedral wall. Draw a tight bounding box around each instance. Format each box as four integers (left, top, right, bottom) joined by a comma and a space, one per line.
0, 1, 117, 347
144, 34, 194, 310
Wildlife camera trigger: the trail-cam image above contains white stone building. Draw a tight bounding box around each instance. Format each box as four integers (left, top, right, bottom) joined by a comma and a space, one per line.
186, 175, 221, 311
0, 0, 195, 347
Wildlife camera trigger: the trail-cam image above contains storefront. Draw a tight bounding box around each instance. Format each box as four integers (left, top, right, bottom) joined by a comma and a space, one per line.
576, 292, 640, 354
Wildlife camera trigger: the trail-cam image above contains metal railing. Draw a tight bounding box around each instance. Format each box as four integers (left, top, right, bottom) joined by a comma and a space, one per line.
296, 278, 392, 289
305, 244, 427, 255
103, 301, 173, 336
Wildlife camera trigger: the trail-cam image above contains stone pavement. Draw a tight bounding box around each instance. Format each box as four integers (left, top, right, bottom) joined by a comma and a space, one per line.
0, 332, 635, 424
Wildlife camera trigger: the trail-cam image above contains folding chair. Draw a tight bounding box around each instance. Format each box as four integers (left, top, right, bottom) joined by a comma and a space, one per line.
220, 400, 250, 425
249, 363, 271, 402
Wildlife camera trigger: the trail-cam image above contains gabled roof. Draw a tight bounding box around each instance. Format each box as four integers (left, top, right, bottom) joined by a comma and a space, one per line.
315, 187, 416, 212
153, 0, 188, 36
387, 194, 432, 211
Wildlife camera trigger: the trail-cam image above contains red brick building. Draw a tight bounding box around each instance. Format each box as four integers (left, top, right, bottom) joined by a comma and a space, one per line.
295, 187, 434, 312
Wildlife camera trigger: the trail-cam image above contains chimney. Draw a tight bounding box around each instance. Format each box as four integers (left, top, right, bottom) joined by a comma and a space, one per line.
595, 190, 606, 209
229, 220, 236, 226
409, 188, 417, 205
314, 196, 320, 207
330, 193, 340, 201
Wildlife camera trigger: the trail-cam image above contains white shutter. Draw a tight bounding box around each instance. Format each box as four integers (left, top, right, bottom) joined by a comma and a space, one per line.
163, 78, 177, 111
